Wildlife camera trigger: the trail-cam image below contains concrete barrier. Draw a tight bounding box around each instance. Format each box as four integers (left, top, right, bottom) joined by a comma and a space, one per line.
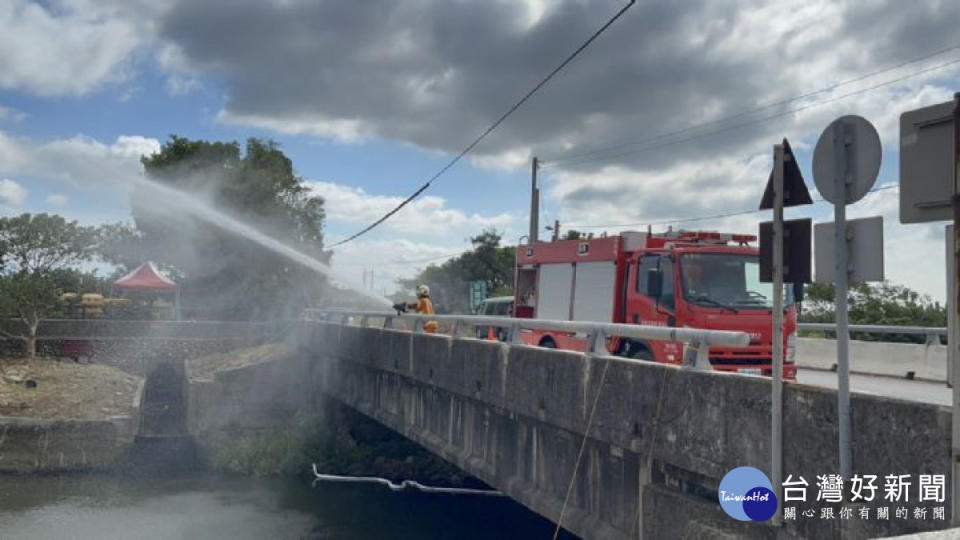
796, 338, 947, 382
308, 320, 954, 540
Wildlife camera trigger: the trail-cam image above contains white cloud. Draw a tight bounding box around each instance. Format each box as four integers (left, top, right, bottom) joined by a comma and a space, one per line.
0, 178, 28, 206
0, 0, 164, 96
0, 131, 160, 188
218, 111, 368, 143
330, 238, 465, 296
309, 180, 516, 236
45, 193, 69, 207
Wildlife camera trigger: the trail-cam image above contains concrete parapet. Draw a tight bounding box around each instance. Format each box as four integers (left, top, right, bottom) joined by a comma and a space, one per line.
306, 323, 954, 540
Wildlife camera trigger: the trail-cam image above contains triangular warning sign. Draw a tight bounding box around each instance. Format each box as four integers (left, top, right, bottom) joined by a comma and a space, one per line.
759, 138, 813, 210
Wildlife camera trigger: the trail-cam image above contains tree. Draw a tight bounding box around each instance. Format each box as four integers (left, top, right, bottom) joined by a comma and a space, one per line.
800, 281, 946, 343
116, 136, 328, 320
397, 230, 515, 313
0, 214, 98, 358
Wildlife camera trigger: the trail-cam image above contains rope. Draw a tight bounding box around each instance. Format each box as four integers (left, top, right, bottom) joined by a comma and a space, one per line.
552, 356, 613, 539
629, 366, 670, 539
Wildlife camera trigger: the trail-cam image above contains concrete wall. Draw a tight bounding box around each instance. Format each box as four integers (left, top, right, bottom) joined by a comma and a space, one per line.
299, 321, 953, 540
796, 337, 947, 381
0, 413, 139, 473
185, 349, 314, 455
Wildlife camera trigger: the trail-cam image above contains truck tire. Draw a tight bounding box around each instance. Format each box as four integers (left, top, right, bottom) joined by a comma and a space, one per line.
619, 340, 653, 361
539, 337, 557, 349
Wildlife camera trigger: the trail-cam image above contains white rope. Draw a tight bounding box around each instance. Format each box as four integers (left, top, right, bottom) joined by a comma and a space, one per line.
311, 463, 505, 496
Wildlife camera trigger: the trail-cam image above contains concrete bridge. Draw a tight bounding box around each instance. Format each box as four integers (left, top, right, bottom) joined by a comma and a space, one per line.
296, 317, 952, 540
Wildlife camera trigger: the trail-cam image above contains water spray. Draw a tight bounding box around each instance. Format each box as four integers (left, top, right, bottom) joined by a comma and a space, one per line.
133, 177, 392, 308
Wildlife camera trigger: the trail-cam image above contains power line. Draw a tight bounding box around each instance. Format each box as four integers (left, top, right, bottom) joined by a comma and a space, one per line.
544, 57, 960, 169
329, 0, 637, 248
566, 184, 899, 230
546, 44, 960, 165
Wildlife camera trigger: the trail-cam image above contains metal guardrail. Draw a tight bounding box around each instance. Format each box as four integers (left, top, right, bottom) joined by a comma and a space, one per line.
798, 323, 947, 344
304, 309, 749, 370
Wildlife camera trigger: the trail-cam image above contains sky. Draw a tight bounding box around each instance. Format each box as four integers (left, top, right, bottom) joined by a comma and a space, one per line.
0, 0, 958, 302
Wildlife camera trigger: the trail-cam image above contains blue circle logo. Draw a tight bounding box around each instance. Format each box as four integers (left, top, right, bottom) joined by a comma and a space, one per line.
718, 466, 778, 522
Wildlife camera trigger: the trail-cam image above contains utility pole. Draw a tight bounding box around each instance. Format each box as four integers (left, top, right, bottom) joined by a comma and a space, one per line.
552, 219, 560, 242
530, 156, 540, 243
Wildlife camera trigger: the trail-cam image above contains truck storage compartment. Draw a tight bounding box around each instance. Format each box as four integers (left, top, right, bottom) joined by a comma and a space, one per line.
537, 263, 573, 320
571, 261, 616, 322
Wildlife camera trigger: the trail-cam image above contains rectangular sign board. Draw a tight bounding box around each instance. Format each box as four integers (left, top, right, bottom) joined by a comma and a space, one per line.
900, 100, 954, 223
759, 218, 812, 283
814, 216, 884, 283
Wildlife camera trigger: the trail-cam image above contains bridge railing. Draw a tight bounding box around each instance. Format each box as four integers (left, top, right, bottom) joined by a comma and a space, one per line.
304, 309, 748, 369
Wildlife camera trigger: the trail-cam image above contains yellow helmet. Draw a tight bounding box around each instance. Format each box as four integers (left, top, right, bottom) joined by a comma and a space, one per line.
416, 284, 430, 297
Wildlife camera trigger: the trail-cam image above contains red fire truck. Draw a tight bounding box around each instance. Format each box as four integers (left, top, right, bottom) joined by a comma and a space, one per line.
513, 230, 797, 378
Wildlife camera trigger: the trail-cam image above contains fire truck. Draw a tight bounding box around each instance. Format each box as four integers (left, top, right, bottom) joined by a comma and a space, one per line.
512, 230, 797, 378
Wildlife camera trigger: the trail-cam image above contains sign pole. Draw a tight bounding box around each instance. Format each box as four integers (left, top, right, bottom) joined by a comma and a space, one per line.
951, 92, 960, 525
832, 121, 853, 482
771, 143, 785, 523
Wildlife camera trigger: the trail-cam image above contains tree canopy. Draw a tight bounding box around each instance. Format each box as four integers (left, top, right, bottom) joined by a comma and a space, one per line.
800, 282, 946, 343
101, 135, 328, 320
396, 230, 515, 314
0, 213, 99, 357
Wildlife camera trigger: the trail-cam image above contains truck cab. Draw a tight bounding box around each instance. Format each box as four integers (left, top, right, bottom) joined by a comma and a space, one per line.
513, 230, 797, 379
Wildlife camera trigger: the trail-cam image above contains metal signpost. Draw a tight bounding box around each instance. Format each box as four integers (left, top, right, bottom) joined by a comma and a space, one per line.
759, 138, 811, 522
812, 115, 882, 484
899, 95, 960, 523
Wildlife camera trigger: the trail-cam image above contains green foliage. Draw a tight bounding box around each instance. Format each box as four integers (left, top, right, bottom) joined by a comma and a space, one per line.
800, 281, 946, 343
210, 410, 467, 486
397, 229, 515, 313
108, 135, 328, 320
211, 414, 324, 476
0, 214, 99, 356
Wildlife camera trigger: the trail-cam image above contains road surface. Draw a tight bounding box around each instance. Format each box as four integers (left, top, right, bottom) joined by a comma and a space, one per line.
797, 368, 950, 406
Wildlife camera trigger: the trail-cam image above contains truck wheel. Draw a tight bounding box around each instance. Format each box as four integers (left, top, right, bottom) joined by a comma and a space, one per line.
619, 340, 653, 361
539, 337, 557, 349
634, 349, 654, 361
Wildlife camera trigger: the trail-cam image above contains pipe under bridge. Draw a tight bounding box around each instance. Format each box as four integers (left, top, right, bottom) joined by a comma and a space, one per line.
296, 311, 952, 540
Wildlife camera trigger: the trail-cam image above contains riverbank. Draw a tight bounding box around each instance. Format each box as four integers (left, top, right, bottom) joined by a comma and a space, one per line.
0, 358, 142, 419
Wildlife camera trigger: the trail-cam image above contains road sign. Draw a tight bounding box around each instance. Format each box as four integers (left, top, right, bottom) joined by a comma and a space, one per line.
469, 280, 488, 313
813, 216, 884, 283
899, 100, 954, 223
759, 218, 812, 283
811, 114, 882, 485
901, 95, 960, 525
813, 115, 882, 204
759, 138, 812, 210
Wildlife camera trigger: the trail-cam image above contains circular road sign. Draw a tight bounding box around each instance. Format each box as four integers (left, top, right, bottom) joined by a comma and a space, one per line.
812, 115, 882, 205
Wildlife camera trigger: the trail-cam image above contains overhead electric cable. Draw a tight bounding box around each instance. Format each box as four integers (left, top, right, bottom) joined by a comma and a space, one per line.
565, 184, 899, 230
545, 58, 960, 168
330, 0, 636, 247
545, 44, 960, 166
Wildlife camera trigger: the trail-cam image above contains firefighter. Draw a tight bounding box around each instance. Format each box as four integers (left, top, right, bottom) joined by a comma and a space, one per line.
393, 284, 439, 333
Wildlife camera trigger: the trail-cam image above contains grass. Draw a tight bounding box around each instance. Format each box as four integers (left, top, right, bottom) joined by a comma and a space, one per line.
0, 358, 142, 419
188, 342, 289, 380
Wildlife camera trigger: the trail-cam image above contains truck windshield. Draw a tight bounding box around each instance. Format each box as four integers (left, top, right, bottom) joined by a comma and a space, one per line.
679, 253, 794, 310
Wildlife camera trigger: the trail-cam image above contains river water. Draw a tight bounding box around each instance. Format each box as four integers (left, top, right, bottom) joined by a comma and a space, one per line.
0, 473, 568, 539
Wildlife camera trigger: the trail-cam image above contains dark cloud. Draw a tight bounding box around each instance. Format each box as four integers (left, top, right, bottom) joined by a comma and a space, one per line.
157, 0, 960, 209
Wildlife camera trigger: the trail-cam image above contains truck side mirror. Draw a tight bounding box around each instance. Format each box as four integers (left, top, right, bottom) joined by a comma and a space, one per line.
645, 269, 663, 297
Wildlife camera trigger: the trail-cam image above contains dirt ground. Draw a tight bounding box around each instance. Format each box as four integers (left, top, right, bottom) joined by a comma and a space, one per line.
187, 342, 289, 381
0, 358, 142, 419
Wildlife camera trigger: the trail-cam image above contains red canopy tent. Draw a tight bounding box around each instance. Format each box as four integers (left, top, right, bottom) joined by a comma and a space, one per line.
112, 262, 180, 319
